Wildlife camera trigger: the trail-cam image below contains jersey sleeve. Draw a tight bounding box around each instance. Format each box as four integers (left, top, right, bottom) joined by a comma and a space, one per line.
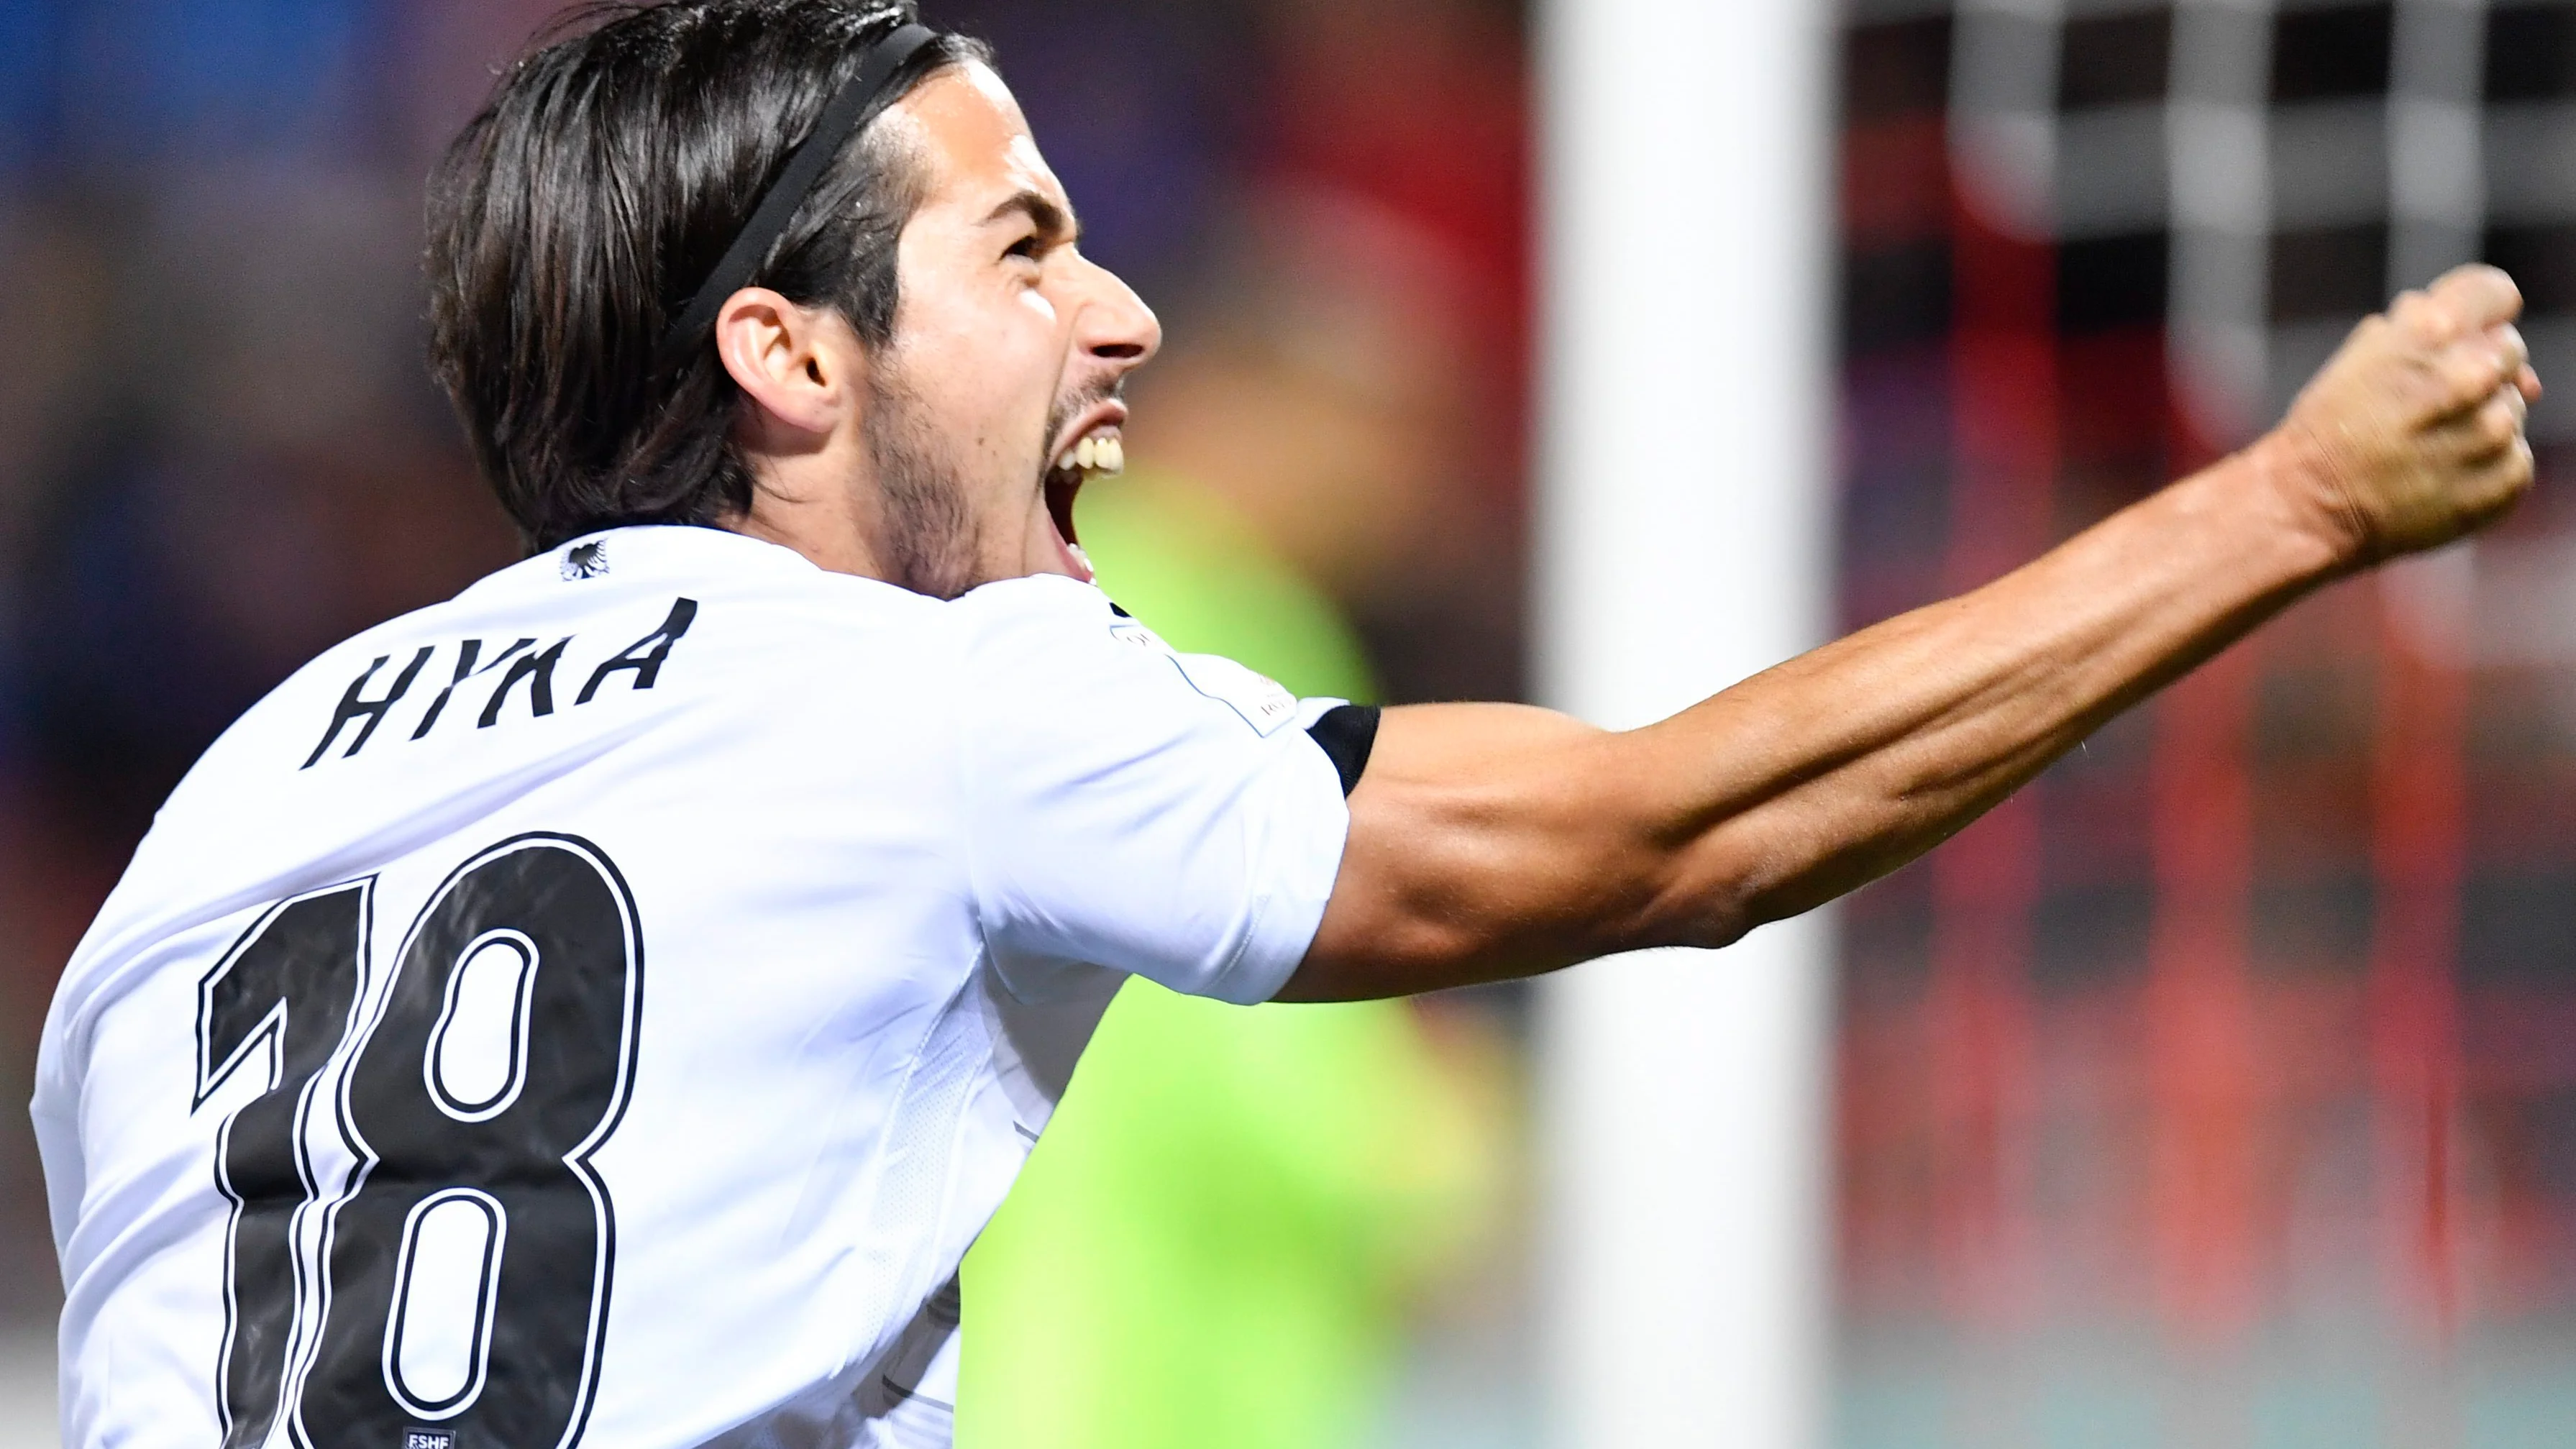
949, 580, 1353, 1005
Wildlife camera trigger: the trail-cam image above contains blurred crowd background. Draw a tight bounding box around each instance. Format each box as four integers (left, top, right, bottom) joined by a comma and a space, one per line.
10, 0, 2576, 1445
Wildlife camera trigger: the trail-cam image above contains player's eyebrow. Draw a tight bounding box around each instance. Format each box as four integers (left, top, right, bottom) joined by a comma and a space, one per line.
983, 189, 1079, 246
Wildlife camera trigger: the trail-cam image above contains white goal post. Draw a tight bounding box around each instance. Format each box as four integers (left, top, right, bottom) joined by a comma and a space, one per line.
1533, 0, 1836, 1445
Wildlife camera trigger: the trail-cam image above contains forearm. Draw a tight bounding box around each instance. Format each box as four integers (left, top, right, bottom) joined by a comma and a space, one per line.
1292, 267, 2533, 1002
1292, 447, 2346, 1000
1627, 439, 2345, 946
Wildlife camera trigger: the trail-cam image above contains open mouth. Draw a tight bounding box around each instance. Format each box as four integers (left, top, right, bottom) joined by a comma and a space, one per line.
1043, 423, 1125, 580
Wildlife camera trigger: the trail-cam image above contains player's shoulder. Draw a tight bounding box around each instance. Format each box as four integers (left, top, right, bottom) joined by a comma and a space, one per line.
195, 526, 959, 784
938, 573, 1169, 685
945, 575, 1311, 741
940, 571, 1122, 635
452, 524, 949, 636
325, 524, 950, 686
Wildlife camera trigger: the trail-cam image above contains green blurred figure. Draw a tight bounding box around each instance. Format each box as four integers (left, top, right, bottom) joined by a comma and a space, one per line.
956, 473, 1496, 1449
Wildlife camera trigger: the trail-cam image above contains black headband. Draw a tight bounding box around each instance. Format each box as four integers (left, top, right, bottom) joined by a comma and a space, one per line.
658, 21, 938, 363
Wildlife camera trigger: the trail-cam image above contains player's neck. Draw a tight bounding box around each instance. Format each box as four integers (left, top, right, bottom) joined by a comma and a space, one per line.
725, 435, 906, 583
722, 505, 893, 582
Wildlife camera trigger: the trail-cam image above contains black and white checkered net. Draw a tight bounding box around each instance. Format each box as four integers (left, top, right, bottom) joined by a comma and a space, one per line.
1886, 0, 2576, 443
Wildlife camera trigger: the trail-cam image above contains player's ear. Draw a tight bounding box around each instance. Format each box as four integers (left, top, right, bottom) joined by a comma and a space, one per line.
713, 287, 860, 434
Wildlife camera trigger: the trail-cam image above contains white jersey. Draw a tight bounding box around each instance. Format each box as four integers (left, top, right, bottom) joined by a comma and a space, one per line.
32, 524, 1358, 1449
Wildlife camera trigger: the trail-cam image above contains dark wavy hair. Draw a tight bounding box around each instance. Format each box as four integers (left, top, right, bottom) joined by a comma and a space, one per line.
426, 1, 989, 550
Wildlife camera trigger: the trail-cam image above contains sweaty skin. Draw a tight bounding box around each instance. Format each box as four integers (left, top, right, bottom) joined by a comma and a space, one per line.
709, 68, 2542, 1007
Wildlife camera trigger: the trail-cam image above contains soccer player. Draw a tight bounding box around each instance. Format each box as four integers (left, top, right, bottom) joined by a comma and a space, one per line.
32, 3, 2540, 1447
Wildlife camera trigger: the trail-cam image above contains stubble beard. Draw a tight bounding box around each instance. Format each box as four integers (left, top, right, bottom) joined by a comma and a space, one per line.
864, 361, 1105, 600
864, 362, 985, 600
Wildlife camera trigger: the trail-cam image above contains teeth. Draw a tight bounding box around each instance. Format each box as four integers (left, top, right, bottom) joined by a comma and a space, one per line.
1066, 541, 1092, 572
1053, 429, 1127, 479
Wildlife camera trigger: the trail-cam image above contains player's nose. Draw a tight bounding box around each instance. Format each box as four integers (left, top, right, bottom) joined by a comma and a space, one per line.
1071, 255, 1161, 371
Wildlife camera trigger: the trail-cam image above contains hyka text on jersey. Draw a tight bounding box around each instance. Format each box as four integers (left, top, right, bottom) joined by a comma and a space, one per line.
301, 597, 699, 769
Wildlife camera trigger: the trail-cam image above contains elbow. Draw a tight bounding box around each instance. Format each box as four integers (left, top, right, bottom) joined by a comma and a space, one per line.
1655, 897, 1761, 954
1650, 885, 1824, 956
1639, 834, 1812, 954
1620, 872, 1755, 954
1673, 912, 1758, 953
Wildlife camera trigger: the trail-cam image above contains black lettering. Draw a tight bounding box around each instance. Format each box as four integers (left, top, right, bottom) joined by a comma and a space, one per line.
478, 639, 570, 728
191, 884, 370, 1445
301, 648, 433, 769
411, 637, 534, 741
578, 598, 699, 705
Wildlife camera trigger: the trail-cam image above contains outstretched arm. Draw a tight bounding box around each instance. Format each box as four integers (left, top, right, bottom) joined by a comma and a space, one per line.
1284, 266, 2540, 1002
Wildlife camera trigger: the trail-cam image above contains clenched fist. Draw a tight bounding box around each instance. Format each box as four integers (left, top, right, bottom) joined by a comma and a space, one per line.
2265, 264, 2542, 565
